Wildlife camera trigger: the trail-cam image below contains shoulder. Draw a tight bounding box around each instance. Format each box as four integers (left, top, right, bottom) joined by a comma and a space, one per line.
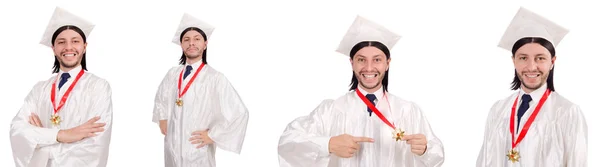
82, 72, 112, 92
386, 93, 423, 111
550, 92, 584, 118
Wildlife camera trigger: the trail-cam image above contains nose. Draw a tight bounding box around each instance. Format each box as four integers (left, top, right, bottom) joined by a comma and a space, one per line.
524, 58, 537, 71
365, 60, 375, 71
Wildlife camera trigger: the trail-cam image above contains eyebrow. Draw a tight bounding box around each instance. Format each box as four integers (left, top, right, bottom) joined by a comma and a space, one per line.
517, 53, 548, 57
355, 54, 383, 58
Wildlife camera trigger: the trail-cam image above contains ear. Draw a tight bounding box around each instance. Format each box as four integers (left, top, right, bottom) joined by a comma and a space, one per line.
387, 57, 391, 71
83, 42, 88, 54
204, 41, 208, 50
551, 56, 556, 69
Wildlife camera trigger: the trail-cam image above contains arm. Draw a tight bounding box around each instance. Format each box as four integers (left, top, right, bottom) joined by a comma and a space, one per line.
66, 80, 113, 167
152, 70, 175, 134
9, 82, 60, 167
206, 75, 249, 153
409, 103, 444, 167
278, 99, 334, 167
563, 105, 587, 167
476, 100, 501, 167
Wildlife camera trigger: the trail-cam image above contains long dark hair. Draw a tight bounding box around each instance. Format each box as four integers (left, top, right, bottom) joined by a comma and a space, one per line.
51, 25, 87, 73
348, 41, 391, 92
510, 37, 556, 91
179, 27, 208, 65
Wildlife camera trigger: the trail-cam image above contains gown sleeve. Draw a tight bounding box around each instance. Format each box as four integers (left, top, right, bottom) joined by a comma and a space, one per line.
561, 104, 587, 167
9, 82, 60, 167
409, 102, 445, 167
206, 75, 250, 154
68, 79, 113, 167
153, 69, 176, 123
278, 99, 336, 167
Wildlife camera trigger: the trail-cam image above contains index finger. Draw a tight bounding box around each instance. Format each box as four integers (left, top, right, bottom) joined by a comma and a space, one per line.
191, 129, 209, 135
352, 137, 374, 143
402, 134, 423, 141
86, 116, 101, 124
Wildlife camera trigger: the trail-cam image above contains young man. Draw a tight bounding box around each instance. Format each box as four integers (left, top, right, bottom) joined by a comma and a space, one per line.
476, 7, 588, 166
152, 13, 249, 167
278, 15, 444, 167
9, 7, 113, 167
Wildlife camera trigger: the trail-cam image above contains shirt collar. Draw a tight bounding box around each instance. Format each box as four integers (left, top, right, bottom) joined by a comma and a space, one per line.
58, 65, 82, 78
519, 83, 547, 102
357, 86, 384, 101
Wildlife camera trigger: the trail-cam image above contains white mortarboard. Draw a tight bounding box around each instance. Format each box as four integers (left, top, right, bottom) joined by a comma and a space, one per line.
498, 7, 569, 51
335, 15, 401, 57
39, 7, 95, 48
172, 13, 215, 45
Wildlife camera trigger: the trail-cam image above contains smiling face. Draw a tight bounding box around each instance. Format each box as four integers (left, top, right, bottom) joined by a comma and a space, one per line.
52, 29, 86, 71
351, 46, 390, 92
512, 43, 555, 93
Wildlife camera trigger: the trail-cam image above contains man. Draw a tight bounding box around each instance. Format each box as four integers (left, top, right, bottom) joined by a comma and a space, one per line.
476, 7, 587, 166
277, 15, 444, 167
9, 7, 113, 167
152, 13, 250, 167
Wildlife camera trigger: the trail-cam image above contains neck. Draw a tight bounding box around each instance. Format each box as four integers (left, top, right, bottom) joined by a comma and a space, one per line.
186, 57, 202, 65
60, 64, 80, 73
521, 83, 545, 94
359, 85, 381, 94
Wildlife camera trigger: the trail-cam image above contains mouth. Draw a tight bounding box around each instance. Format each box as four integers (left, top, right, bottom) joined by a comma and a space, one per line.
361, 74, 378, 79
524, 73, 541, 78
62, 53, 76, 57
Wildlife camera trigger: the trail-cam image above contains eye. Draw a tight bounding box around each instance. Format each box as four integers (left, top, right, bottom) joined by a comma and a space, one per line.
374, 58, 381, 62
357, 58, 365, 62
537, 57, 546, 60
519, 57, 526, 60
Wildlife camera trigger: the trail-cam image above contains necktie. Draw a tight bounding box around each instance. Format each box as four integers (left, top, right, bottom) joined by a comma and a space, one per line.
183, 65, 193, 80
517, 94, 532, 133
365, 94, 377, 117
58, 73, 71, 90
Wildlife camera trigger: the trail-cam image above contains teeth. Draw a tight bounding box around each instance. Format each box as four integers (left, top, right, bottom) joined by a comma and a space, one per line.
363, 74, 376, 78
525, 74, 539, 78
64, 54, 75, 57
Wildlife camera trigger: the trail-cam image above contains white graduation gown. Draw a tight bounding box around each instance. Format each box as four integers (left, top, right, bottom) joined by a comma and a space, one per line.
278, 87, 444, 167
476, 84, 588, 167
9, 69, 113, 167
153, 64, 249, 167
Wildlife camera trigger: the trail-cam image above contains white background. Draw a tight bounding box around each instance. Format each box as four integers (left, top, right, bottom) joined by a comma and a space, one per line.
0, 0, 597, 166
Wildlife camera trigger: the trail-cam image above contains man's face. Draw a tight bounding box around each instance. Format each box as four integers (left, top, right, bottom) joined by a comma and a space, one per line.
180, 30, 207, 59
52, 29, 86, 70
513, 43, 555, 92
351, 46, 390, 92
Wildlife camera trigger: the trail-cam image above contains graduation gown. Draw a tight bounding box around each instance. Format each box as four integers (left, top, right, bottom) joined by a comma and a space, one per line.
476, 84, 588, 167
278, 87, 444, 167
9, 67, 113, 167
152, 63, 249, 167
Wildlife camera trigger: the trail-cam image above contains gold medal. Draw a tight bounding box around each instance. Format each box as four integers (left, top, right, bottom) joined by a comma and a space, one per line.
50, 114, 61, 126
392, 128, 405, 141
176, 98, 183, 106
507, 149, 520, 163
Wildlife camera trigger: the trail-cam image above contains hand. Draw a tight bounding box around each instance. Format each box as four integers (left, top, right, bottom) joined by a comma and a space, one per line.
159, 120, 167, 135
403, 134, 428, 156
189, 129, 214, 148
29, 113, 43, 127
56, 116, 106, 143
328, 134, 374, 158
